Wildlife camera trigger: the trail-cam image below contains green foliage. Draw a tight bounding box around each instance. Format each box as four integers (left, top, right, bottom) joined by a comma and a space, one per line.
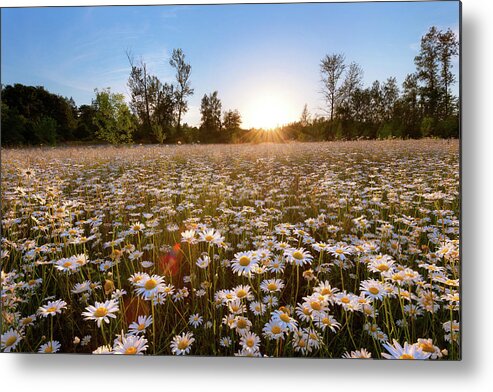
32, 116, 58, 145
420, 117, 435, 138
92, 88, 136, 144
200, 91, 223, 142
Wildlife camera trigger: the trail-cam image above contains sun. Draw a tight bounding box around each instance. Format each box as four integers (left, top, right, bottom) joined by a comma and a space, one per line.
243, 92, 298, 130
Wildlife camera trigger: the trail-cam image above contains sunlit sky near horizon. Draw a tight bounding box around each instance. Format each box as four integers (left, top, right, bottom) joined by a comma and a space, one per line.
1, 1, 460, 129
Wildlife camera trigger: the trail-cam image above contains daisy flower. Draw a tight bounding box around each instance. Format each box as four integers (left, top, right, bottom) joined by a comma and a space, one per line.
134, 274, 165, 300
1, 328, 23, 352
284, 247, 313, 266
113, 334, 148, 355
196, 255, 211, 269
198, 228, 224, 245
382, 339, 431, 360
181, 229, 198, 244
359, 279, 386, 301
249, 301, 266, 316
38, 340, 61, 353
219, 336, 232, 348
240, 331, 261, 352
342, 348, 372, 359
170, 332, 195, 355
231, 251, 259, 276
129, 315, 153, 335
270, 309, 298, 332
233, 284, 254, 301
37, 299, 67, 317
260, 278, 285, 294
188, 313, 204, 328
82, 299, 119, 327
92, 345, 113, 354
262, 319, 286, 340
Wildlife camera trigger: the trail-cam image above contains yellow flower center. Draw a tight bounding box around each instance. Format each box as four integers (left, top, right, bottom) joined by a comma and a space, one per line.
94, 307, 108, 317
340, 297, 350, 304
279, 313, 290, 322
292, 251, 303, 260
22, 317, 33, 325
137, 324, 146, 331
236, 290, 247, 298
419, 342, 435, 353
369, 287, 379, 295
377, 264, 389, 272
271, 325, 281, 334
63, 261, 72, 268
322, 317, 331, 325
125, 346, 137, 354
144, 279, 157, 290
239, 256, 251, 267
178, 340, 189, 350
45, 346, 53, 353
310, 301, 321, 310
5, 336, 17, 347
236, 319, 247, 329
46, 306, 57, 313
267, 283, 278, 291
336, 249, 343, 254
205, 235, 214, 242
28, 280, 36, 286
399, 354, 414, 359
246, 338, 255, 348
320, 288, 331, 295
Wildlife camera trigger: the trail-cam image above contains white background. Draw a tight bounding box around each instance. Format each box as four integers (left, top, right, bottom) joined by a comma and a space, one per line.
1, 0, 491, 391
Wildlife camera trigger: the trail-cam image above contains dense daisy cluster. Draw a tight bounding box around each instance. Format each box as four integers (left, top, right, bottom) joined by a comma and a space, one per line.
1, 140, 460, 358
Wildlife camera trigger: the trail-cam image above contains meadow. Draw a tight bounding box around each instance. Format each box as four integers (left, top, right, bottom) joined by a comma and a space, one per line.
1, 140, 460, 358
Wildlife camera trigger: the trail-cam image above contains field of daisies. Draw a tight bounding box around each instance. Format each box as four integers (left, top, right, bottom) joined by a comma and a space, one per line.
1, 140, 460, 358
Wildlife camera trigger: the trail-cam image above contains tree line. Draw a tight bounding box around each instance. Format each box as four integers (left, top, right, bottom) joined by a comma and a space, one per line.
1, 26, 458, 146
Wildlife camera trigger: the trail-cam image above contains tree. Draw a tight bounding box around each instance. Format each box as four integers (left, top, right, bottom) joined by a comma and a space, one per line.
338, 62, 363, 117
200, 91, 222, 142
437, 28, 459, 117
92, 88, 136, 144
223, 109, 242, 133
414, 26, 441, 119
320, 54, 346, 121
300, 104, 311, 127
170, 48, 194, 132
381, 77, 399, 122
1, 83, 77, 145
126, 52, 152, 138
395, 73, 422, 138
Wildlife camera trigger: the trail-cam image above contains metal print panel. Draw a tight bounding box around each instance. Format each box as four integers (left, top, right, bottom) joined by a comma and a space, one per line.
0, 1, 461, 359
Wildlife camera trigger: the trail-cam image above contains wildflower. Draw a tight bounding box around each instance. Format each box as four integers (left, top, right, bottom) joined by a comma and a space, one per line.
134, 274, 165, 299
196, 255, 211, 269
129, 315, 153, 335
82, 299, 119, 327
1, 329, 23, 352
188, 313, 204, 328
38, 340, 61, 353
382, 340, 430, 360
342, 348, 372, 359
284, 247, 313, 266
170, 332, 195, 355
37, 299, 67, 317
231, 251, 259, 276
113, 334, 148, 355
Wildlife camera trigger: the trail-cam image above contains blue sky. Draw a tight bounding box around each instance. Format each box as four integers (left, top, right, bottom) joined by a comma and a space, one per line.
1, 2, 460, 128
